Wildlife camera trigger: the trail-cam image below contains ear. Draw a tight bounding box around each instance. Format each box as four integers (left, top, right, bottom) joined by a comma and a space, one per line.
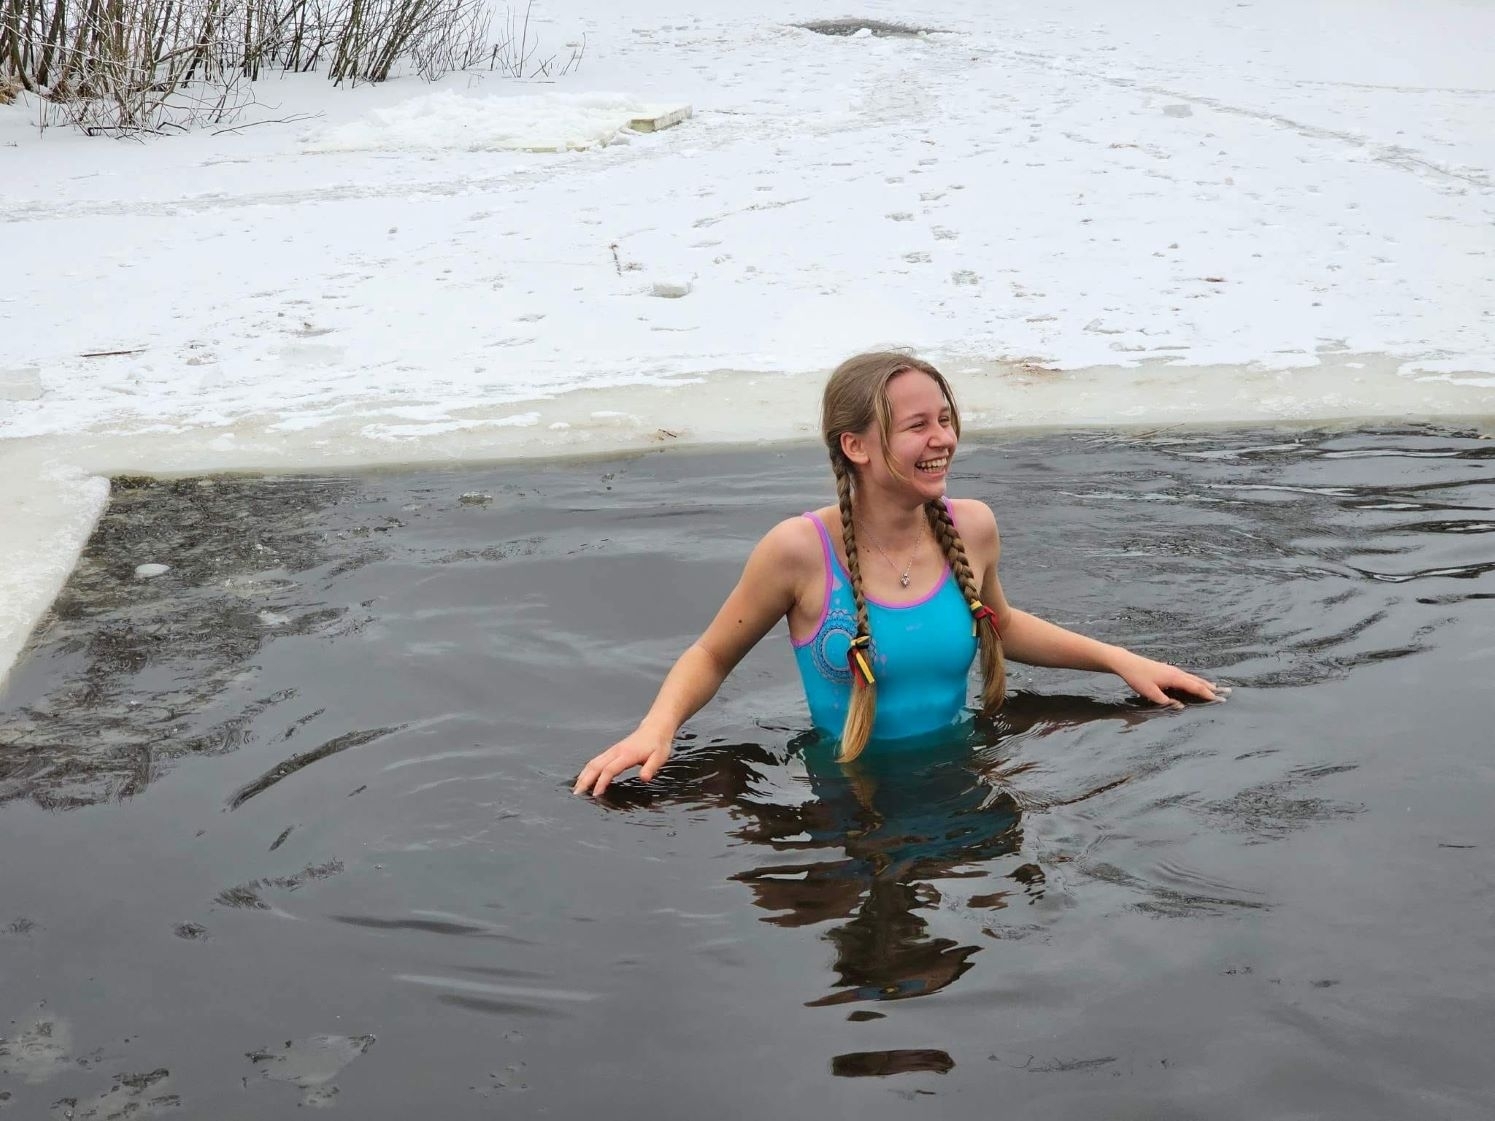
840, 429, 873, 467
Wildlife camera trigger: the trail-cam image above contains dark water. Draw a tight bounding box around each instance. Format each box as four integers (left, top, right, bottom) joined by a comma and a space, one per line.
2, 425, 1493, 1118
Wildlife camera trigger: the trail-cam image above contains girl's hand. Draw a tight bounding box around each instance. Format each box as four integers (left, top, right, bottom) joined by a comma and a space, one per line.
573, 729, 673, 798
1112, 651, 1225, 709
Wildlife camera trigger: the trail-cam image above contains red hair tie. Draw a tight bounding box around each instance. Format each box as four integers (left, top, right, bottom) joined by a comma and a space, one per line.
968, 599, 1000, 638
847, 634, 876, 687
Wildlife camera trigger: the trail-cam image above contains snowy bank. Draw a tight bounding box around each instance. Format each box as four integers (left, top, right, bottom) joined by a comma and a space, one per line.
3, 0, 1494, 684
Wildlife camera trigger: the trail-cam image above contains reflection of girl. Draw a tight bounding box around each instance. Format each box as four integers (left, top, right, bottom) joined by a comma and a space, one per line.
576, 352, 1221, 797
796, 731, 1022, 881
741, 735, 1023, 1006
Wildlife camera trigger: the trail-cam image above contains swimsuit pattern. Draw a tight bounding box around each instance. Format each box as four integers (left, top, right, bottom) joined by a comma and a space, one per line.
807, 602, 858, 686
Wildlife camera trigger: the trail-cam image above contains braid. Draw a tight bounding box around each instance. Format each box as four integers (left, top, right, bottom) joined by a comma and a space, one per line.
926, 499, 1007, 715
833, 460, 876, 761
834, 467, 871, 641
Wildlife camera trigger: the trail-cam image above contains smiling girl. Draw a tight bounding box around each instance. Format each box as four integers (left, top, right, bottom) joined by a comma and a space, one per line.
574, 351, 1221, 797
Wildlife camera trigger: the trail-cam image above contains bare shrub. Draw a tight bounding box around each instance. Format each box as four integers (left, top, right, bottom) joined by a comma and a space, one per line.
4, 0, 271, 133
407, 0, 489, 82
1, 0, 584, 134
328, 0, 452, 85
489, 0, 581, 79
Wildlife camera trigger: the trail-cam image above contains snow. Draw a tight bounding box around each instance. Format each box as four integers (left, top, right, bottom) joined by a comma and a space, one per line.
2, 0, 1494, 685
304, 90, 691, 153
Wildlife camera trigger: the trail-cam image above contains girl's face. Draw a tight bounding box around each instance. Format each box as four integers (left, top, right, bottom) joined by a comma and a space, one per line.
865, 370, 957, 500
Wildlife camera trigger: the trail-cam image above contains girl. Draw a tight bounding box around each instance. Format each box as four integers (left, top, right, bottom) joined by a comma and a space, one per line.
574, 352, 1221, 797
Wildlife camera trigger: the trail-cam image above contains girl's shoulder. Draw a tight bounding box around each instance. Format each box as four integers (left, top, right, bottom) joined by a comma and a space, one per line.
757, 509, 833, 566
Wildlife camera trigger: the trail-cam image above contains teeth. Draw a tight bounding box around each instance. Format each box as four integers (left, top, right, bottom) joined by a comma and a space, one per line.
917, 457, 948, 471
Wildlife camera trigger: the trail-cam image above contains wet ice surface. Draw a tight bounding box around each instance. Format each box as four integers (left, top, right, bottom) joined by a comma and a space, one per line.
1, 426, 1493, 1118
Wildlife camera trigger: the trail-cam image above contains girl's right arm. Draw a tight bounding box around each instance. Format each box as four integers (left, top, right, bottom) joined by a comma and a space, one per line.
572, 519, 809, 797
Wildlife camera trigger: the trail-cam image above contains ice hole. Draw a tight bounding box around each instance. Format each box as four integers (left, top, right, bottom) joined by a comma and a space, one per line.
794, 18, 943, 38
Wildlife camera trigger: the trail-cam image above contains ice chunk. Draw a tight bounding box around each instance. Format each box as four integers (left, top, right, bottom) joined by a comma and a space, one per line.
650, 279, 693, 299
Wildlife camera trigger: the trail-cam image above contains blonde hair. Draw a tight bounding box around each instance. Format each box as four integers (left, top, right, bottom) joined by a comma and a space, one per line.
822, 352, 1007, 762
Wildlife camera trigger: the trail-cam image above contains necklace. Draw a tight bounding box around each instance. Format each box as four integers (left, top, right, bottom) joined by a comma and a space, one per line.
863, 529, 924, 588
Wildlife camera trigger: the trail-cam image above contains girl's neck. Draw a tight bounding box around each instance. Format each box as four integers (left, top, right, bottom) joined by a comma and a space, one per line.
852, 491, 932, 546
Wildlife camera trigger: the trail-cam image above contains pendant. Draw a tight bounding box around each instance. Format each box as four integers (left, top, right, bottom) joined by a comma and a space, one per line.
900, 573, 910, 588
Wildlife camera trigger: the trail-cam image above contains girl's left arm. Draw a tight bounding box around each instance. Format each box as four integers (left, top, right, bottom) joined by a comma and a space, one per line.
960, 500, 1221, 707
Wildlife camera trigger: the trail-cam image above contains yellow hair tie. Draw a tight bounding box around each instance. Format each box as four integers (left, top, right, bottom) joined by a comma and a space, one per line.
847, 634, 876, 687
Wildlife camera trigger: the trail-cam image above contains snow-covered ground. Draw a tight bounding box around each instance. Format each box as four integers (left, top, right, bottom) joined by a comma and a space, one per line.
3, 0, 1494, 684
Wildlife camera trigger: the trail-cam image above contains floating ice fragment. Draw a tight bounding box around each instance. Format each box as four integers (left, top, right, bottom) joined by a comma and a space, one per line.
134, 563, 171, 579
246, 1034, 375, 1109
0, 1016, 75, 1082
493, 412, 541, 427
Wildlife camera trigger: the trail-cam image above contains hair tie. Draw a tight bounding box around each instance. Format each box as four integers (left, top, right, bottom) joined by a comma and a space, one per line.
847, 634, 876, 687
968, 599, 1000, 638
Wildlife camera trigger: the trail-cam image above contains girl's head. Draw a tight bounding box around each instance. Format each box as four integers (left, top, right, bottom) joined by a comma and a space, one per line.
821, 351, 1006, 762
821, 352, 962, 487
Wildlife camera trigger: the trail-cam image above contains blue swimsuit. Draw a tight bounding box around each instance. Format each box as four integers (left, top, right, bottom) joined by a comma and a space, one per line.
791, 512, 977, 744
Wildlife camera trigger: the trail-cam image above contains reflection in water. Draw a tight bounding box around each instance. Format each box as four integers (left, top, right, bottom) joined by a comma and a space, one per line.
603, 693, 1153, 1010
745, 735, 1014, 1009
831, 1048, 956, 1077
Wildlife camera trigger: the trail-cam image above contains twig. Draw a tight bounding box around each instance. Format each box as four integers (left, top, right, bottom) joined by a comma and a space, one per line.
84, 124, 166, 137
211, 111, 318, 133
81, 347, 148, 357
